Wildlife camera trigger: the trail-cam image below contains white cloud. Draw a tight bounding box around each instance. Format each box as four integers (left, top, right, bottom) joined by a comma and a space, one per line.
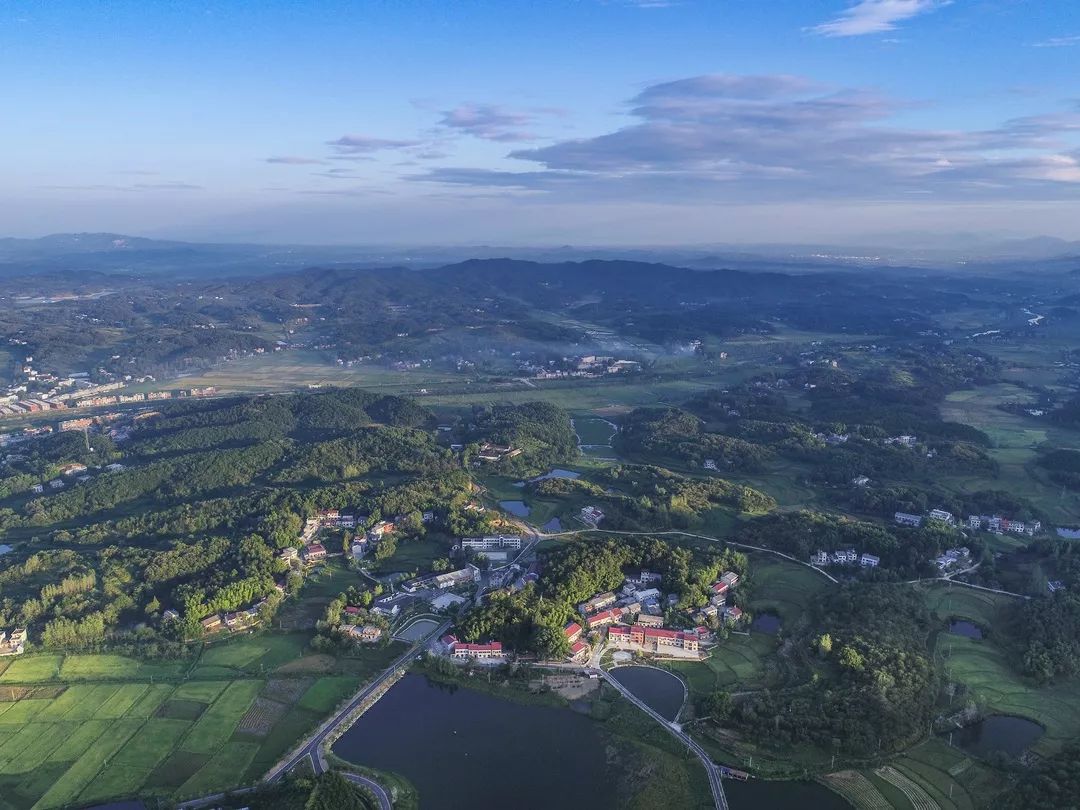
1031, 34, 1080, 48
811, 0, 948, 38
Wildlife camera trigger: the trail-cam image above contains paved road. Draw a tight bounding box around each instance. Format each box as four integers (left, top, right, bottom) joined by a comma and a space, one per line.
265, 618, 451, 784
343, 771, 393, 810
600, 669, 729, 810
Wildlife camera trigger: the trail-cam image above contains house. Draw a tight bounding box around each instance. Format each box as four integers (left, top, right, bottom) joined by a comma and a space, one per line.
586, 608, 622, 629
422, 511, 435, 523
48, 479, 65, 490
810, 550, 830, 566
568, 640, 589, 661
636, 571, 662, 585
579, 592, 617, 616
1048, 580, 1067, 594
968, 515, 984, 530
563, 622, 583, 644
367, 520, 395, 541
350, 540, 368, 559
703, 459, 718, 471
451, 641, 504, 660
58, 463, 87, 476
303, 543, 327, 562
1028, 521, 1043, 536
441, 633, 460, 651
344, 606, 362, 616
701, 604, 719, 618
163, 609, 180, 622
852, 476, 871, 487
278, 547, 299, 563
433, 565, 479, 590
720, 572, 740, 588
346, 625, 382, 643
371, 603, 401, 618
894, 512, 923, 528
928, 509, 956, 525
633, 587, 661, 603
580, 506, 605, 527
722, 606, 744, 624
200, 614, 223, 632
833, 548, 858, 565
636, 613, 664, 628
608, 624, 700, 653
30, 483, 44, 494
860, 553, 880, 568
711, 580, 730, 597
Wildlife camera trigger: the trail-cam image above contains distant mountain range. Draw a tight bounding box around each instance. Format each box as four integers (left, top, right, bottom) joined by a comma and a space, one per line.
0, 232, 1077, 280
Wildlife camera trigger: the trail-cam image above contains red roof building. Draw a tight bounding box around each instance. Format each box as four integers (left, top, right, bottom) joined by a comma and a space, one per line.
586, 608, 622, 629
563, 621, 583, 642
451, 641, 504, 659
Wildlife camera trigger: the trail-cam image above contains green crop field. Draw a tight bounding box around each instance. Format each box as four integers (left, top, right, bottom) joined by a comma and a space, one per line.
747, 555, 832, 623
0, 631, 394, 808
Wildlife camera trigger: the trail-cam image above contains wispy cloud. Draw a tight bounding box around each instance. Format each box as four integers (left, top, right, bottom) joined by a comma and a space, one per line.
1031, 34, 1080, 48
326, 134, 421, 154
439, 103, 543, 142
265, 156, 327, 165
811, 0, 948, 37
410, 72, 1080, 203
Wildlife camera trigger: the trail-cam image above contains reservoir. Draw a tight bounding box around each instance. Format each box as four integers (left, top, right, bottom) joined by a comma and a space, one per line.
333, 674, 614, 810
609, 665, 685, 721
951, 715, 1043, 759
335, 672, 856, 809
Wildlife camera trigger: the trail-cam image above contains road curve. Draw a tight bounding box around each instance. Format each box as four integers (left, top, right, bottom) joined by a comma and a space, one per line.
343, 771, 393, 810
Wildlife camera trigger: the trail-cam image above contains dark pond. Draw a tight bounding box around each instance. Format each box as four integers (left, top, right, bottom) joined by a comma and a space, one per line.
949, 620, 983, 640
0, 544, 12, 556
498, 500, 530, 517
950, 715, 1043, 758
333, 674, 615, 810
1057, 528, 1080, 539
610, 665, 685, 721
751, 613, 782, 635
542, 517, 563, 532
725, 778, 850, 809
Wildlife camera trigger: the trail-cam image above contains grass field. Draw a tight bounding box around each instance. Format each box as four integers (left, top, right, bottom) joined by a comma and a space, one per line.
748, 555, 832, 623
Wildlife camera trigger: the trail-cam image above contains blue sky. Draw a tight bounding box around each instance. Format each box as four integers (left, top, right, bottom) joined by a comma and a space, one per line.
2, 0, 1078, 244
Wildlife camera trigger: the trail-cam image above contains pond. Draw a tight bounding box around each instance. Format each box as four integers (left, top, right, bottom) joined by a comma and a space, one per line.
751, 613, 782, 635
395, 618, 440, 642
950, 715, 1043, 759
541, 517, 563, 532
1057, 528, 1080, 540
531, 468, 581, 482
949, 620, 983, 640
333, 674, 616, 810
0, 544, 12, 556
609, 665, 685, 722
498, 500, 531, 517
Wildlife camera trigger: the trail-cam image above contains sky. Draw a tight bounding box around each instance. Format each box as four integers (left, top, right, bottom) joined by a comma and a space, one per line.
2, 0, 1079, 246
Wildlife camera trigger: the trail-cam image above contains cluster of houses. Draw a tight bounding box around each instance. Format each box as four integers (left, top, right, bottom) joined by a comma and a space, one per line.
526, 355, 642, 380
967, 514, 1042, 536
895, 508, 958, 528
0, 628, 27, 656
441, 633, 505, 661
475, 442, 523, 463
932, 546, 971, 572
563, 621, 590, 662
693, 572, 745, 625
608, 624, 702, 653
885, 434, 918, 447
810, 549, 881, 569
197, 595, 274, 635
27, 460, 128, 495
580, 506, 605, 527
339, 619, 383, 644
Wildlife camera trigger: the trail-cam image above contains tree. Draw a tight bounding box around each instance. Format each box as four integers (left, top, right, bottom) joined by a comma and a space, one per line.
817, 633, 833, 657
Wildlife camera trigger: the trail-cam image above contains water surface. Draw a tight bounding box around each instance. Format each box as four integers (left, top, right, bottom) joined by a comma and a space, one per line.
950, 715, 1043, 758
751, 613, 781, 635
610, 666, 685, 722
948, 620, 983, 640
498, 500, 530, 517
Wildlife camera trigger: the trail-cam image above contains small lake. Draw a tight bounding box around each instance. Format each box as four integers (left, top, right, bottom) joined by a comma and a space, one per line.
0, 544, 12, 556
498, 500, 531, 517
333, 674, 615, 810
949, 620, 983, 640
1058, 528, 1080, 540
610, 666, 685, 722
396, 618, 440, 642
751, 613, 782, 635
542, 517, 563, 532
950, 715, 1043, 759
